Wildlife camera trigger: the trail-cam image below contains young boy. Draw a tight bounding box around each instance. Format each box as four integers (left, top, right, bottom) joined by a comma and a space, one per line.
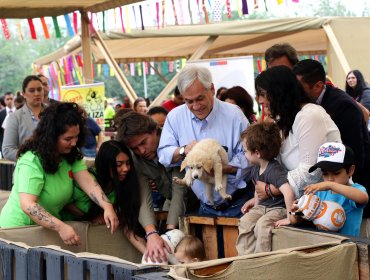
236, 122, 295, 255
142, 230, 205, 265
290, 142, 368, 236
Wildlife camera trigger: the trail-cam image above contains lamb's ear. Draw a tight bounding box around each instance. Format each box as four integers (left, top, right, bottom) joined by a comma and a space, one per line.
203, 159, 213, 173
180, 159, 187, 171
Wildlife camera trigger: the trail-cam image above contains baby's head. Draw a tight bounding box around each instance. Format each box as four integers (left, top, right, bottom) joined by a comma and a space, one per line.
174, 235, 206, 264
309, 142, 355, 185
240, 122, 281, 165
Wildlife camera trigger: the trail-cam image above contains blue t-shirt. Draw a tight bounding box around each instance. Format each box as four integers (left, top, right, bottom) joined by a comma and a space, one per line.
85, 117, 102, 149
316, 183, 367, 236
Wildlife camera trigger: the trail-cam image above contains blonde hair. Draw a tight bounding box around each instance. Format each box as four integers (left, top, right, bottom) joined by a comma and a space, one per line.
175, 235, 206, 261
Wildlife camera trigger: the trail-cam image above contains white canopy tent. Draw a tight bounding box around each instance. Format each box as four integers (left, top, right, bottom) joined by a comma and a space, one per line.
34, 17, 370, 105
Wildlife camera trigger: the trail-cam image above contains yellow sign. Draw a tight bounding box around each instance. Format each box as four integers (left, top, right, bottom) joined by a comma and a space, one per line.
60, 83, 105, 129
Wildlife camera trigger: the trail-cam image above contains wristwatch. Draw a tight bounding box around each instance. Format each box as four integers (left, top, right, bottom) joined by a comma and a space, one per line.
179, 145, 186, 158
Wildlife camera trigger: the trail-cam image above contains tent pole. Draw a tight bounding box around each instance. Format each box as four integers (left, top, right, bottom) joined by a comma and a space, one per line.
322, 23, 350, 75
150, 35, 218, 107
81, 11, 93, 83
93, 31, 138, 103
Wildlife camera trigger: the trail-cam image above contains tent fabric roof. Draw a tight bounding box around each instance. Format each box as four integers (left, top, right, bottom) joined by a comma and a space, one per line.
0, 0, 142, 18
34, 17, 370, 86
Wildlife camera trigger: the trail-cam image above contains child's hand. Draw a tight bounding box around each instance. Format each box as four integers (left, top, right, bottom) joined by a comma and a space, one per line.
304, 182, 330, 195
241, 198, 255, 214
274, 218, 291, 228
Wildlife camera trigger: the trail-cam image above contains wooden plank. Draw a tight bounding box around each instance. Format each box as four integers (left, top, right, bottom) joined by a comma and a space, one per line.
187, 216, 216, 226
81, 12, 93, 83
0, 244, 14, 280
45, 250, 65, 280
216, 217, 239, 226
202, 225, 218, 260
14, 249, 27, 280
27, 249, 44, 280
66, 256, 86, 280
222, 226, 238, 258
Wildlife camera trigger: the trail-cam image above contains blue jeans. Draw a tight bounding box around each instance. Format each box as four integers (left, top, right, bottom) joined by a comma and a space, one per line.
81, 147, 96, 158
198, 187, 254, 218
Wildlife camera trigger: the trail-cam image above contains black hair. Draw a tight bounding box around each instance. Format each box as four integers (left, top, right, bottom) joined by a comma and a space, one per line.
147, 106, 168, 116
292, 59, 326, 86
345, 69, 368, 100
22, 75, 42, 93
17, 102, 86, 173
265, 43, 299, 67
255, 66, 312, 138
91, 140, 144, 236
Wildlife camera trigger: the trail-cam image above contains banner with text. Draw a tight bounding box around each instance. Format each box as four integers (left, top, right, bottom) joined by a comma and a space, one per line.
60, 83, 105, 130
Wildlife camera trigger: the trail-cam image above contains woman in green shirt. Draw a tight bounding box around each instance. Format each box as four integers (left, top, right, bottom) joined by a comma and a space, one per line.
0, 102, 118, 246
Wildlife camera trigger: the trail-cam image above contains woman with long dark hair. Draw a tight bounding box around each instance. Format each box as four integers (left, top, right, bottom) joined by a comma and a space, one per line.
89, 140, 147, 253
252, 66, 341, 199
0, 102, 118, 245
345, 69, 370, 111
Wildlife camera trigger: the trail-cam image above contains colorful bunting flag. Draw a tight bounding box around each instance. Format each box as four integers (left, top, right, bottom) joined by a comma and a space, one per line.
226, 0, 232, 18
119, 7, 126, 33
40, 17, 50, 39
162, 0, 166, 28
125, 7, 131, 33
139, 5, 145, 30
156, 2, 160, 29
73, 12, 78, 34
1, 19, 10, 40
16, 20, 24, 41
202, 0, 209, 24
102, 11, 106, 32
130, 63, 135, 76
171, 0, 179, 25
188, 0, 193, 24
235, 0, 242, 17
178, 0, 185, 25
277, 0, 284, 5
64, 14, 74, 37
52, 16, 61, 38
213, 0, 222, 22
242, 0, 249, 14
27, 18, 37, 40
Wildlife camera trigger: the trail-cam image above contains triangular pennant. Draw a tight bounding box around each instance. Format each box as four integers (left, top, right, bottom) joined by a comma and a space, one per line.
73, 12, 78, 34
102, 11, 106, 32
52, 16, 61, 38
171, 0, 179, 25
16, 20, 24, 40
139, 5, 145, 30
27, 18, 37, 40
119, 7, 126, 33
40, 17, 50, 39
64, 14, 75, 37
242, 0, 249, 14
0, 19, 10, 40
202, 0, 209, 23
156, 2, 160, 29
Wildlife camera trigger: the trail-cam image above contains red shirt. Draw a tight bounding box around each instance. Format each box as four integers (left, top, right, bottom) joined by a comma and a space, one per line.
162, 99, 178, 112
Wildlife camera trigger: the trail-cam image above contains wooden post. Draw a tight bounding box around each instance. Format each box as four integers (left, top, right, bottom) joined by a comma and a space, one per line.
93, 31, 138, 103
80, 11, 93, 83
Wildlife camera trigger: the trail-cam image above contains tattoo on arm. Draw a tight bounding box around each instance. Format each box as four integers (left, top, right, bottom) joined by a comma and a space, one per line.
101, 191, 111, 203
27, 204, 57, 229
90, 192, 100, 206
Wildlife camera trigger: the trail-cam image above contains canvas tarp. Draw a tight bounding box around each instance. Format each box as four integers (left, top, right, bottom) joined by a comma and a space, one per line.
0, 0, 142, 18
34, 17, 370, 102
168, 242, 357, 280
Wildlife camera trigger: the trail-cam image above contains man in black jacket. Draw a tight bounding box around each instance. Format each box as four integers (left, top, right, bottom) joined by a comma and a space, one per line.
293, 59, 370, 218
0, 92, 14, 154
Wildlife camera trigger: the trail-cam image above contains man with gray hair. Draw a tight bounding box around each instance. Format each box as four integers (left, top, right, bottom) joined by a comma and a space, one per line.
158, 65, 253, 217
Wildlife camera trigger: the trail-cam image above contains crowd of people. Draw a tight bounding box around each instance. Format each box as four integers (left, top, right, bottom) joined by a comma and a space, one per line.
0, 42, 370, 263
